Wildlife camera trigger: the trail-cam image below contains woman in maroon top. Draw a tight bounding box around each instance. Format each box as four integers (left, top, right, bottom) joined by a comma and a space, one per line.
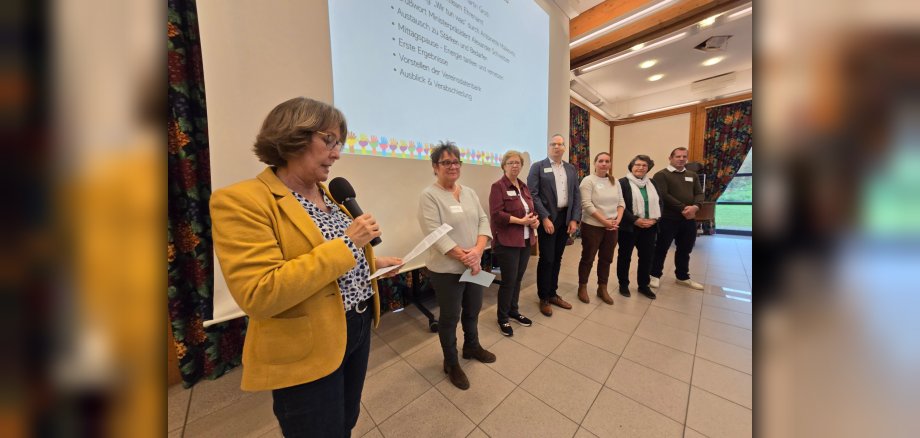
488, 150, 539, 337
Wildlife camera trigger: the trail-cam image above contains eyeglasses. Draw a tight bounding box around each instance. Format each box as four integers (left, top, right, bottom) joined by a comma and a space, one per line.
550, 142, 565, 147
437, 160, 463, 168
315, 130, 344, 152
505, 161, 522, 166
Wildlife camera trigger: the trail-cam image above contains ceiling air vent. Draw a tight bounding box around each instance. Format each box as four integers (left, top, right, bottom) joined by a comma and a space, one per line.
691, 72, 736, 93
694, 35, 732, 52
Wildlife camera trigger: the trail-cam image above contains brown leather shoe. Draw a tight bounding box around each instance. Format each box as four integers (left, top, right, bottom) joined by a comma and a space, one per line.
462, 346, 496, 363
540, 300, 553, 316
548, 295, 572, 309
597, 284, 614, 305
443, 361, 469, 390
577, 284, 590, 303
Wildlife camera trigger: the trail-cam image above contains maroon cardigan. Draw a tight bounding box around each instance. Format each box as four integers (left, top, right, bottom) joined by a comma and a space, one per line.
489, 175, 537, 248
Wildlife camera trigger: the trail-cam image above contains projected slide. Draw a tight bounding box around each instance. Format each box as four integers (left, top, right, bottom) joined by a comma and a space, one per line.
329, 0, 549, 166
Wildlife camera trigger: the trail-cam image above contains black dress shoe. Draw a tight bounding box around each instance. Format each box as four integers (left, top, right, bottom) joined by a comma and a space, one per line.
638, 286, 657, 299
619, 284, 631, 297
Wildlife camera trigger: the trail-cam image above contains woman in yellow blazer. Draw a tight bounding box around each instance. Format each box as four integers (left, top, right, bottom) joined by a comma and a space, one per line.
210, 97, 401, 437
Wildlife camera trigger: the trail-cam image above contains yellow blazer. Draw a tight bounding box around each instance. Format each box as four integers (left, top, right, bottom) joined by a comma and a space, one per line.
210, 167, 380, 391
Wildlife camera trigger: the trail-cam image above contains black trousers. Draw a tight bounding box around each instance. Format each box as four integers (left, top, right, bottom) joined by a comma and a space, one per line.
271, 307, 372, 438
493, 240, 531, 323
650, 217, 698, 281
536, 208, 569, 300
617, 225, 658, 287
429, 272, 484, 364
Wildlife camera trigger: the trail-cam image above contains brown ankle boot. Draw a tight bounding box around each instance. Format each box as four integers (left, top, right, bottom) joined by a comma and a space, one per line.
577, 284, 590, 303
462, 346, 496, 363
597, 284, 614, 305
443, 361, 470, 390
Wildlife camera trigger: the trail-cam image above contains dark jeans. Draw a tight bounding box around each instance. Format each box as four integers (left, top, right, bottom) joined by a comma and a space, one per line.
578, 223, 618, 285
617, 225, 658, 287
429, 272, 484, 364
536, 207, 569, 300
650, 217, 698, 281
271, 307, 372, 438
493, 240, 531, 323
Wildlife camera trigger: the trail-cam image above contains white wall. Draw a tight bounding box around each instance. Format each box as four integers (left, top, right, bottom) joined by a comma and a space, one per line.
611, 113, 690, 177
588, 115, 611, 174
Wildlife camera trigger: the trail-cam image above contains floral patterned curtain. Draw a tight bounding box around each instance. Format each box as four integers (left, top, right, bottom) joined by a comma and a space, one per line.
168, 0, 245, 387
569, 104, 591, 181
703, 100, 753, 200
568, 104, 591, 242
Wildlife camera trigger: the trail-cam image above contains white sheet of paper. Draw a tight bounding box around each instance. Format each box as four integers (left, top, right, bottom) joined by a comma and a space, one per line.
459, 268, 496, 287
368, 223, 453, 280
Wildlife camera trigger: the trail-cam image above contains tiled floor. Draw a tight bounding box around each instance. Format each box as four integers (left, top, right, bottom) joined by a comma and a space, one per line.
169, 235, 752, 438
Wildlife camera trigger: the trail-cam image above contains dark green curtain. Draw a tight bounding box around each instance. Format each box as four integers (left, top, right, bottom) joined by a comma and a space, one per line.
702, 100, 753, 230
168, 0, 245, 387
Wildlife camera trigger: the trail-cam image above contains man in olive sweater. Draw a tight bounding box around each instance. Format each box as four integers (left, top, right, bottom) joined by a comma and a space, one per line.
650, 147, 705, 290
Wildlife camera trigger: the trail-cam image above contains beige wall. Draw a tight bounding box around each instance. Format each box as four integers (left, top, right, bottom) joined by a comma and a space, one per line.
587, 115, 611, 175
611, 113, 690, 178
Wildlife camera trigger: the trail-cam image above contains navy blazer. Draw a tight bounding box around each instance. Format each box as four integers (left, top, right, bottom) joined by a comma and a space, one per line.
527, 157, 582, 224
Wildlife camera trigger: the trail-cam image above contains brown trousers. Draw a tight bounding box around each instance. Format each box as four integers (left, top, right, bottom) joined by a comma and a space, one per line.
578, 223, 618, 285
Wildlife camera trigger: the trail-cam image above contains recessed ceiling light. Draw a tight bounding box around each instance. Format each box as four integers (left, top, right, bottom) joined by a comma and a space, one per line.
631, 43, 646, 51
699, 14, 719, 27
702, 56, 724, 66
639, 59, 657, 69
648, 74, 664, 81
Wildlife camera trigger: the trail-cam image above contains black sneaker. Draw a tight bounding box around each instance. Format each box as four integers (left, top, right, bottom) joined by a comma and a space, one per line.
498, 322, 514, 336
619, 284, 631, 297
638, 286, 657, 300
509, 313, 532, 327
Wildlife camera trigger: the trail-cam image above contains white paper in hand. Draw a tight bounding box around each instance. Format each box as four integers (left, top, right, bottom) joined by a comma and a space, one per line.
368, 224, 453, 280
459, 268, 496, 287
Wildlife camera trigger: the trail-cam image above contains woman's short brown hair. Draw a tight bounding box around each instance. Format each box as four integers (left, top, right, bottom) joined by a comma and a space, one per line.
252, 97, 348, 167
500, 150, 525, 171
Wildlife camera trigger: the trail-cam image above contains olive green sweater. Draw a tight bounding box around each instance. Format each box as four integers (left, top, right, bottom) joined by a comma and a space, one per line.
652, 168, 704, 220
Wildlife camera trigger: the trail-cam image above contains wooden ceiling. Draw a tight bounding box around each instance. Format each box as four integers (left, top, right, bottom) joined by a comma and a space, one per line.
570, 0, 751, 70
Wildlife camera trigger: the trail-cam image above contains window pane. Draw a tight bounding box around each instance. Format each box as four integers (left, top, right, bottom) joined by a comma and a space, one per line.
719, 176, 752, 202
737, 148, 752, 173
716, 204, 752, 232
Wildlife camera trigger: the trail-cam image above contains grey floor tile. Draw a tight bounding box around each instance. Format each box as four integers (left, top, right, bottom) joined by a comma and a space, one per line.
378, 387, 475, 438
480, 388, 579, 438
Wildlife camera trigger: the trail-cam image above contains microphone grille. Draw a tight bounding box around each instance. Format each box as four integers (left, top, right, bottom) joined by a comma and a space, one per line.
328, 177, 356, 202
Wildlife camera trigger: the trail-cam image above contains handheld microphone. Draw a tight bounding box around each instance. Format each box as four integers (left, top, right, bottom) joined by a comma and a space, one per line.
328, 177, 382, 247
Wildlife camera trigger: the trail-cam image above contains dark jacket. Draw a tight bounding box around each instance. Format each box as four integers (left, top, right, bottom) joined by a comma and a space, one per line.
489, 175, 537, 248
618, 177, 662, 234
527, 157, 582, 224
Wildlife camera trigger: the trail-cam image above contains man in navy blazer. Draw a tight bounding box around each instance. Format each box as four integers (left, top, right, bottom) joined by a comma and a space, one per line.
527, 134, 581, 317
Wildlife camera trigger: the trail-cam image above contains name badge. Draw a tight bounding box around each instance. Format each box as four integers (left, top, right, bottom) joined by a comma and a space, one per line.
596, 184, 604, 189
449, 205, 464, 213
506, 190, 516, 196
684, 176, 694, 182
543, 167, 553, 173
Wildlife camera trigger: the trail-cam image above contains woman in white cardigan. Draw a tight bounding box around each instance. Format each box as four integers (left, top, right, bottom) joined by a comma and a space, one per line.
577, 152, 625, 305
